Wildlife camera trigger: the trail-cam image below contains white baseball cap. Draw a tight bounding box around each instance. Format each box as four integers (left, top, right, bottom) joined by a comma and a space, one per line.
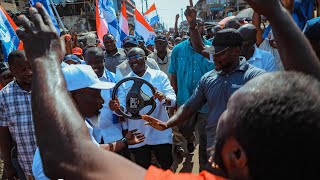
62, 65, 115, 91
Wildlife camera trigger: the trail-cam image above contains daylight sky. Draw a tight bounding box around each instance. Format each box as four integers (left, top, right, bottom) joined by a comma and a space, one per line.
134, 0, 199, 29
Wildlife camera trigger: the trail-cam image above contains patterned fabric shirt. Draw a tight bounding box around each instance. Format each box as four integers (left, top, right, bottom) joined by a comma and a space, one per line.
0, 81, 36, 175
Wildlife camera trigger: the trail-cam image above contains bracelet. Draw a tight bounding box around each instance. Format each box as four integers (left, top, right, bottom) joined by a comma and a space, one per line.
121, 137, 128, 145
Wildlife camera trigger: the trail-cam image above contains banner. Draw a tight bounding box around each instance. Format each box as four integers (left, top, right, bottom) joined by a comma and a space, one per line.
144, 3, 159, 26
0, 5, 21, 61
29, 0, 60, 34
96, 0, 121, 47
119, 1, 129, 44
134, 8, 156, 42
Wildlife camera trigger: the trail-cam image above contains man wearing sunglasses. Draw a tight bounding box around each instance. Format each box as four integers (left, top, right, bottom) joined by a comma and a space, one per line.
142, 7, 265, 172
110, 47, 176, 170
115, 36, 159, 81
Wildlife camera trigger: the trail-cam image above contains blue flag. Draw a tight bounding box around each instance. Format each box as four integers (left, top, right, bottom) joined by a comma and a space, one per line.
29, 0, 60, 34
98, 0, 121, 47
0, 8, 20, 62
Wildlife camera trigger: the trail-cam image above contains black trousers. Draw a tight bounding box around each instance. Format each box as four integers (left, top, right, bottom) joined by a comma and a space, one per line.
131, 144, 173, 170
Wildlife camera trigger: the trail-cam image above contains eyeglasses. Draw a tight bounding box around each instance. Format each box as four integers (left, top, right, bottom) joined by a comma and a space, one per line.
128, 54, 146, 61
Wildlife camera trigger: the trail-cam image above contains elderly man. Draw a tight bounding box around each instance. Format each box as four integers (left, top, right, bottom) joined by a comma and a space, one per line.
148, 35, 172, 75
103, 33, 127, 73
116, 36, 159, 81
238, 24, 278, 72
0, 50, 35, 180
110, 47, 176, 170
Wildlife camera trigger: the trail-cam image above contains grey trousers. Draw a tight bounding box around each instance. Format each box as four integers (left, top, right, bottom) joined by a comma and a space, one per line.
178, 112, 208, 171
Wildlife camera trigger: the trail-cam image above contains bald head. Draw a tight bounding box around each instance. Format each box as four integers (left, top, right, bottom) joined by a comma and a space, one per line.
215, 72, 320, 179
127, 47, 145, 57
238, 24, 257, 42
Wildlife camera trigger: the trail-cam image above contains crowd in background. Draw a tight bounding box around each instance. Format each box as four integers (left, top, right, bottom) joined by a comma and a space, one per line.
1, 0, 320, 179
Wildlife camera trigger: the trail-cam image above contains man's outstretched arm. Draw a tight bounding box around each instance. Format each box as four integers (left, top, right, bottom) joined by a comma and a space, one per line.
245, 0, 320, 79
16, 4, 146, 179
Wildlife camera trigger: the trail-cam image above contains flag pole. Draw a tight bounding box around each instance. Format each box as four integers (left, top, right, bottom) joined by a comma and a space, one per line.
49, 0, 66, 31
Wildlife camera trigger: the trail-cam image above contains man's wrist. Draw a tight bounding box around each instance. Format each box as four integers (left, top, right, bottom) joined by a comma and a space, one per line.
189, 25, 197, 30
121, 137, 128, 146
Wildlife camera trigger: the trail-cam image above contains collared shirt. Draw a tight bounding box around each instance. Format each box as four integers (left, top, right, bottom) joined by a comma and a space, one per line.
246, 47, 278, 72
93, 69, 126, 143
185, 61, 265, 148
32, 119, 99, 180
121, 68, 176, 149
148, 49, 172, 76
115, 58, 160, 82
0, 81, 36, 175
168, 39, 214, 113
104, 48, 128, 73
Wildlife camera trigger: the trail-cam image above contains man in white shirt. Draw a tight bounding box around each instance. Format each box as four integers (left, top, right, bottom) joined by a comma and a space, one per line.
110, 47, 176, 170
115, 36, 160, 81
32, 65, 145, 180
84, 47, 126, 144
238, 24, 279, 72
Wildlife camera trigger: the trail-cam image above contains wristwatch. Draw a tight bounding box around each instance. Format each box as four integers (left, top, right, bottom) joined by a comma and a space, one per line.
121, 137, 128, 145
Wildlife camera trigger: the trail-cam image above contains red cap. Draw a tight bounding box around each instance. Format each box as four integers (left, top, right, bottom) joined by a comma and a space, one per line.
72, 47, 83, 55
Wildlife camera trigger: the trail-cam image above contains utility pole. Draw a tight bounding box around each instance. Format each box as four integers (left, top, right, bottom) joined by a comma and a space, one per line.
141, 0, 144, 14
181, 8, 184, 21
146, 0, 149, 10
236, 0, 239, 12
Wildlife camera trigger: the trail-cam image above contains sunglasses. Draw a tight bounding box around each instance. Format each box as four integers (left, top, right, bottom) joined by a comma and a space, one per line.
128, 54, 146, 61
213, 46, 230, 55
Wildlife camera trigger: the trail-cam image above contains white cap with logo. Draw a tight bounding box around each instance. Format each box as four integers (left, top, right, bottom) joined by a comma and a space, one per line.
62, 65, 115, 91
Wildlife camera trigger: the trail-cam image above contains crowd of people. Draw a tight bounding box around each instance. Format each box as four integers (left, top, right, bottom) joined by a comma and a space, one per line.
0, 0, 320, 179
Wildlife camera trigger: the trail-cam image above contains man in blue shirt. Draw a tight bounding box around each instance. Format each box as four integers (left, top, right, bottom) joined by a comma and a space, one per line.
168, 17, 214, 171
238, 24, 278, 72
143, 28, 265, 172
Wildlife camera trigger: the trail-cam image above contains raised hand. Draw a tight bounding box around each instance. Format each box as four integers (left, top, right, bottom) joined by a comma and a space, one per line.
175, 14, 180, 21
184, 6, 197, 28
16, 3, 65, 63
142, 115, 168, 131
125, 129, 145, 145
243, 0, 283, 17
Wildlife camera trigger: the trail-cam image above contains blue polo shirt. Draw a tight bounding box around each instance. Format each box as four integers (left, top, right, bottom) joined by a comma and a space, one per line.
168, 39, 214, 113
185, 60, 265, 148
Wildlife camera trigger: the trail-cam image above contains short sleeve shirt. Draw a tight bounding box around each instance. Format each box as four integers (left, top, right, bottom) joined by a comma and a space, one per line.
145, 166, 227, 180
168, 39, 214, 113
185, 61, 265, 148
104, 48, 128, 73
0, 81, 36, 175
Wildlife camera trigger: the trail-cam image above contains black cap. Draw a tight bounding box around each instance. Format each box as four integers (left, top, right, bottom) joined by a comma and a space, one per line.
0, 62, 10, 76
155, 34, 167, 42
204, 28, 243, 54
